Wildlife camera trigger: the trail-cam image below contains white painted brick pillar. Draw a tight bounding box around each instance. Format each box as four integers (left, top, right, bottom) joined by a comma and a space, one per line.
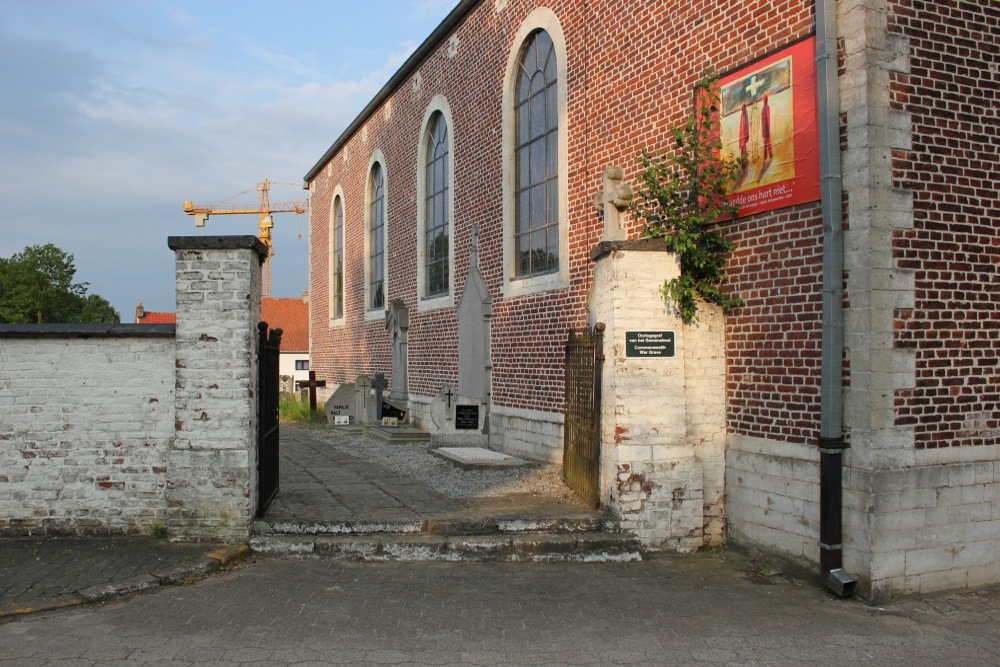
590, 239, 727, 551
166, 236, 266, 541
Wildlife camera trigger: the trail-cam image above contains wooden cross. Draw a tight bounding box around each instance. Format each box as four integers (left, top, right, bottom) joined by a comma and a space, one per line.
300, 371, 326, 412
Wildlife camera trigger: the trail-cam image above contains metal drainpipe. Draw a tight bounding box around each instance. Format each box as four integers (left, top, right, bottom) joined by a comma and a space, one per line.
815, 0, 857, 596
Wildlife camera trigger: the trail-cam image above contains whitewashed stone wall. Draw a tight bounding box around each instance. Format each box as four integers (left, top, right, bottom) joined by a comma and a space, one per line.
725, 436, 820, 563
590, 240, 727, 551
0, 329, 175, 534
0, 236, 267, 541
490, 405, 563, 463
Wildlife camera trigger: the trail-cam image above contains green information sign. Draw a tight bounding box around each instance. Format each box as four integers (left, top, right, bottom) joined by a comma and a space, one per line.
625, 331, 675, 358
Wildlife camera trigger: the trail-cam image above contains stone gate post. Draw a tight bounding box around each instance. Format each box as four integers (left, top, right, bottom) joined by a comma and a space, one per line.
589, 238, 727, 551
166, 236, 267, 541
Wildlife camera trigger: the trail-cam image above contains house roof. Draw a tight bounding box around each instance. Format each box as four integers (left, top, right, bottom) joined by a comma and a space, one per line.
303, 0, 482, 183
261, 298, 309, 352
134, 298, 309, 353
137, 311, 176, 324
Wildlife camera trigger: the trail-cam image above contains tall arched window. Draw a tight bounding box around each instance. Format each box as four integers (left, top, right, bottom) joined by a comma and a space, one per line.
514, 29, 558, 278
424, 112, 449, 297
331, 194, 344, 319
368, 164, 385, 310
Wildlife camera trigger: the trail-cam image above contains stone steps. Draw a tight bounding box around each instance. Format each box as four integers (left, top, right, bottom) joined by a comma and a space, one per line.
251, 513, 641, 562
249, 531, 641, 563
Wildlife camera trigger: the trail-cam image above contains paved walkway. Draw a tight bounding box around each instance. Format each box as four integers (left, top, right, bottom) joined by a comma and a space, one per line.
3, 552, 999, 664
265, 425, 603, 527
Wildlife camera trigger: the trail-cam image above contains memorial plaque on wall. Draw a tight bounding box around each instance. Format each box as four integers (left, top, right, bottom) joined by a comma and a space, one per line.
625, 331, 676, 358
455, 405, 480, 430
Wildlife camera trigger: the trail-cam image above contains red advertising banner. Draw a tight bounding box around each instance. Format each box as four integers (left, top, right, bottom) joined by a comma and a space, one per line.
718, 37, 820, 217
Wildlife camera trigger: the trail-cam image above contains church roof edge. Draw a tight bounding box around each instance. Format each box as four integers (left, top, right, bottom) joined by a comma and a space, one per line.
303, 0, 483, 183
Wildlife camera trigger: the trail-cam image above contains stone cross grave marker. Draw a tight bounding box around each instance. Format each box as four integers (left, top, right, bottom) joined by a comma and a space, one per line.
355, 374, 372, 424
300, 371, 326, 412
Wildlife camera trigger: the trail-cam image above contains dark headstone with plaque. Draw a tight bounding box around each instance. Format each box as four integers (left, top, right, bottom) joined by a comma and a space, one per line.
455, 404, 480, 430
381, 402, 406, 420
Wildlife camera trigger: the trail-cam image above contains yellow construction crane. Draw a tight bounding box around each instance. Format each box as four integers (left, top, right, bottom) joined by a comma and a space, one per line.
183, 180, 308, 297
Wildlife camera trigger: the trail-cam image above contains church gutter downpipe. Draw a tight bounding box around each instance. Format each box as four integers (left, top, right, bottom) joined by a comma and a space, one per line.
815, 0, 857, 597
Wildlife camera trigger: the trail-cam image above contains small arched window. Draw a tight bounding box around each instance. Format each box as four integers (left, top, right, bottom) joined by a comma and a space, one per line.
513, 29, 558, 278
424, 112, 450, 297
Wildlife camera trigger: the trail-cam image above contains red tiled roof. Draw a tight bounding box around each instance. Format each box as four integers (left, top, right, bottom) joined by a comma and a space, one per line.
133, 299, 308, 352
262, 298, 309, 352
137, 311, 176, 324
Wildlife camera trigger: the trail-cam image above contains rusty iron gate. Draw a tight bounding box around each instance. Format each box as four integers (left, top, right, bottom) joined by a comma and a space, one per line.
257, 321, 283, 517
563, 322, 605, 508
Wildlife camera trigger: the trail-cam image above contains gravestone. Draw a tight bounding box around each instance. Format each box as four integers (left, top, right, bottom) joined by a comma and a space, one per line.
457, 224, 492, 401
430, 385, 488, 446
324, 382, 356, 426
371, 373, 388, 420
385, 299, 409, 411
354, 374, 372, 425
371, 372, 408, 422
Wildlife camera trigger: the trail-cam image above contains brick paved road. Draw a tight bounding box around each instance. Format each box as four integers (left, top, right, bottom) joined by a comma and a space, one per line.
0, 538, 209, 606
2, 552, 998, 665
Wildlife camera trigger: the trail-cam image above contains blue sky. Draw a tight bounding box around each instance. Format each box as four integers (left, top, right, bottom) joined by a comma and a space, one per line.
0, 0, 457, 319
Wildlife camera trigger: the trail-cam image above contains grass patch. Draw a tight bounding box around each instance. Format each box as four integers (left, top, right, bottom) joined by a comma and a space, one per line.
279, 393, 326, 424
147, 523, 168, 539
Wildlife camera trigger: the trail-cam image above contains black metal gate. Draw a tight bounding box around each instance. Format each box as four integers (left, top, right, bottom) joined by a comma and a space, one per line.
257, 321, 282, 517
563, 322, 605, 508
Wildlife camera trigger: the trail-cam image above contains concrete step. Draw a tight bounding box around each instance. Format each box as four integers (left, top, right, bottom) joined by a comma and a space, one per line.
252, 513, 619, 537
249, 532, 642, 563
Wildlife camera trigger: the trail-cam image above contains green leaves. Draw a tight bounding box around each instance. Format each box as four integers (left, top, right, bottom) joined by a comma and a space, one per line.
630, 73, 744, 323
0, 243, 120, 324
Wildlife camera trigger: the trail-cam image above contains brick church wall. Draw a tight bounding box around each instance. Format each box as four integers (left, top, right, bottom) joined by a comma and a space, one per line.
889, 0, 999, 451
306, 0, 998, 594
308, 0, 818, 459
847, 0, 999, 599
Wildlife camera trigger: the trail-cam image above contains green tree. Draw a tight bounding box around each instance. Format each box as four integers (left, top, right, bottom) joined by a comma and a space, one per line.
0, 244, 120, 324
629, 73, 744, 323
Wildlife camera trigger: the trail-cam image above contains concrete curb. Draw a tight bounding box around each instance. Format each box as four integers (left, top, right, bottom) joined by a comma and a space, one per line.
0, 543, 249, 619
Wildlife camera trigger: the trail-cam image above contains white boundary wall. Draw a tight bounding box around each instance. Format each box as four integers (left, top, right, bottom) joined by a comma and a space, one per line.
0, 236, 266, 541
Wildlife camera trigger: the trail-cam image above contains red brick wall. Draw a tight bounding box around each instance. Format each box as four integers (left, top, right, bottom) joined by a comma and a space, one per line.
309, 0, 819, 429
889, 0, 1000, 449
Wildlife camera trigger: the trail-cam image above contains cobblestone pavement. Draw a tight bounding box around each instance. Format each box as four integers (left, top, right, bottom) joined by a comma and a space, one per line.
0, 538, 215, 607
3, 551, 998, 665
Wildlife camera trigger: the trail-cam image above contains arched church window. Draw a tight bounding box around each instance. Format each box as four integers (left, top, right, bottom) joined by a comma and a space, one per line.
424, 111, 450, 297
331, 195, 344, 319
368, 163, 385, 310
513, 29, 558, 278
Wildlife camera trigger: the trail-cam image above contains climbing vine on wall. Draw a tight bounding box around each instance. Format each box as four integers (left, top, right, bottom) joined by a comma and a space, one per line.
630, 73, 744, 323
